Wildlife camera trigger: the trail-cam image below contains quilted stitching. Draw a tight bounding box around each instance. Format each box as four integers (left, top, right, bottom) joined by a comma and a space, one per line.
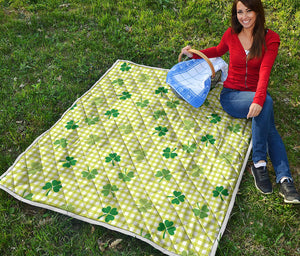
0, 60, 252, 256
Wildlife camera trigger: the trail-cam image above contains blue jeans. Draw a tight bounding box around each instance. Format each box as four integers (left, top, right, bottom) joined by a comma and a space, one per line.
220, 87, 292, 183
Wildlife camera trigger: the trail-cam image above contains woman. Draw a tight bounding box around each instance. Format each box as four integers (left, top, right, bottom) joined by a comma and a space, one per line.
181, 0, 300, 204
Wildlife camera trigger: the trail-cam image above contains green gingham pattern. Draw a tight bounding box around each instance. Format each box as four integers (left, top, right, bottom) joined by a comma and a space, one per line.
0, 60, 252, 256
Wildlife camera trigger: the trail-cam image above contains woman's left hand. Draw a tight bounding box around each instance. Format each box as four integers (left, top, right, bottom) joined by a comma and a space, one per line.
247, 103, 262, 119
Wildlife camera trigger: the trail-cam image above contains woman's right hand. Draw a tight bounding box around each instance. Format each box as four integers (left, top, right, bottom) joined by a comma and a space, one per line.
181, 45, 193, 58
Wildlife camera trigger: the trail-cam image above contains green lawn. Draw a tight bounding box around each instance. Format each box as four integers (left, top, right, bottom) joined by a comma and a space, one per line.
0, 0, 299, 255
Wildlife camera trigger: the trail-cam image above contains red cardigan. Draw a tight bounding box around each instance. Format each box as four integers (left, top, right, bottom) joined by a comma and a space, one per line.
192, 27, 280, 107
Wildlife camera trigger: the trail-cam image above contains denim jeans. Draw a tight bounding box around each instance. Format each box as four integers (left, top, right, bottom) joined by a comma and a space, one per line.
220, 87, 292, 183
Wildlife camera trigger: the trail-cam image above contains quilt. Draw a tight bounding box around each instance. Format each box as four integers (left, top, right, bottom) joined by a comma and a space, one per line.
0, 60, 252, 256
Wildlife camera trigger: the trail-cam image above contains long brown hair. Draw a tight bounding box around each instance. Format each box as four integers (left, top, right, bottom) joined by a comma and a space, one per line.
231, 0, 266, 59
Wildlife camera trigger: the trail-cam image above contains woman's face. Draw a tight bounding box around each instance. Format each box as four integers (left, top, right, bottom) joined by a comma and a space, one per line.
236, 1, 257, 30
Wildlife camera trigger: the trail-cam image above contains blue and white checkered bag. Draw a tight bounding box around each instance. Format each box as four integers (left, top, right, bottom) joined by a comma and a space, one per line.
166, 57, 228, 108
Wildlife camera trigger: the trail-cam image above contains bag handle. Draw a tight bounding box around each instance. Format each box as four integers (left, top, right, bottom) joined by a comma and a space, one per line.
178, 49, 216, 78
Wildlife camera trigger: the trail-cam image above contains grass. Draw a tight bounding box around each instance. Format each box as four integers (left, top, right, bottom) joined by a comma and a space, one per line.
0, 0, 299, 255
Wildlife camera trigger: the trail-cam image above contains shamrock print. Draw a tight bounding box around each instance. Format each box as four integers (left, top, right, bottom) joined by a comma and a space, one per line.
105, 109, 119, 119
140, 229, 151, 240
136, 98, 149, 108
182, 120, 195, 131
138, 199, 152, 213
42, 180, 62, 196
60, 156, 77, 168
85, 116, 99, 125
65, 120, 79, 130
213, 186, 229, 201
153, 110, 166, 120
133, 149, 146, 162
162, 147, 177, 159
112, 78, 124, 86
119, 124, 133, 134
92, 97, 104, 106
166, 98, 180, 109
219, 153, 233, 165
181, 250, 197, 256
118, 168, 134, 182
155, 169, 172, 183
98, 206, 118, 223
86, 134, 101, 145
182, 141, 197, 154
22, 189, 33, 201
201, 134, 216, 146
105, 153, 121, 166
228, 123, 241, 133
189, 164, 204, 177
28, 162, 43, 175
81, 167, 98, 180
153, 126, 168, 137
157, 220, 176, 239
120, 62, 131, 72
208, 113, 221, 124
54, 138, 68, 149
167, 191, 185, 205
119, 91, 132, 100
139, 73, 150, 82
155, 87, 168, 97
101, 184, 119, 197
193, 203, 209, 219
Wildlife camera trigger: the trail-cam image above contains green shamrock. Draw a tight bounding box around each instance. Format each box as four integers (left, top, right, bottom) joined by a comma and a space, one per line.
201, 134, 216, 146
92, 97, 104, 106
42, 180, 62, 196
166, 98, 180, 109
105, 153, 121, 166
153, 110, 167, 120
101, 184, 119, 197
119, 124, 133, 134
189, 164, 204, 177
208, 113, 221, 124
118, 168, 134, 182
162, 147, 177, 159
28, 162, 43, 175
138, 199, 152, 213
105, 109, 119, 119
193, 203, 209, 219
181, 250, 197, 256
219, 153, 233, 165
119, 91, 132, 100
182, 120, 195, 131
133, 149, 146, 162
213, 186, 229, 201
140, 229, 151, 240
155, 87, 168, 97
120, 62, 131, 72
60, 156, 77, 168
86, 134, 101, 145
112, 78, 124, 86
157, 220, 176, 239
153, 126, 168, 137
155, 169, 172, 183
85, 116, 99, 125
139, 73, 150, 82
61, 204, 75, 212
136, 98, 149, 108
182, 141, 197, 153
54, 138, 68, 149
203, 99, 210, 106
81, 167, 98, 180
65, 120, 79, 130
228, 123, 241, 133
22, 189, 33, 201
167, 191, 185, 205
98, 206, 118, 223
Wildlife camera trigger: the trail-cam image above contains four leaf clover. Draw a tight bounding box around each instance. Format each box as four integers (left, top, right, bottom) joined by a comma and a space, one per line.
81, 167, 98, 180
60, 156, 77, 168
42, 180, 62, 196
213, 186, 229, 201
167, 191, 185, 205
162, 147, 177, 159
208, 113, 221, 124
119, 91, 132, 100
105, 153, 121, 166
98, 206, 118, 223
182, 141, 197, 154
228, 123, 241, 133
153, 126, 168, 137
201, 134, 216, 146
112, 78, 124, 86
105, 109, 119, 119
65, 120, 79, 130
157, 220, 176, 239
166, 98, 180, 109
54, 138, 68, 149
155, 169, 172, 183
101, 184, 119, 197
118, 168, 134, 182
193, 203, 209, 219
120, 63, 131, 72
155, 87, 168, 97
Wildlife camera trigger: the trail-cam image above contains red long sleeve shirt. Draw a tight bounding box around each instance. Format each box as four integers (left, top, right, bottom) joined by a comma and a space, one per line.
192, 27, 280, 107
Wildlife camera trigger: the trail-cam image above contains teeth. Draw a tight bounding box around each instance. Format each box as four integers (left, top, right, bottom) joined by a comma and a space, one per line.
243, 20, 250, 24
